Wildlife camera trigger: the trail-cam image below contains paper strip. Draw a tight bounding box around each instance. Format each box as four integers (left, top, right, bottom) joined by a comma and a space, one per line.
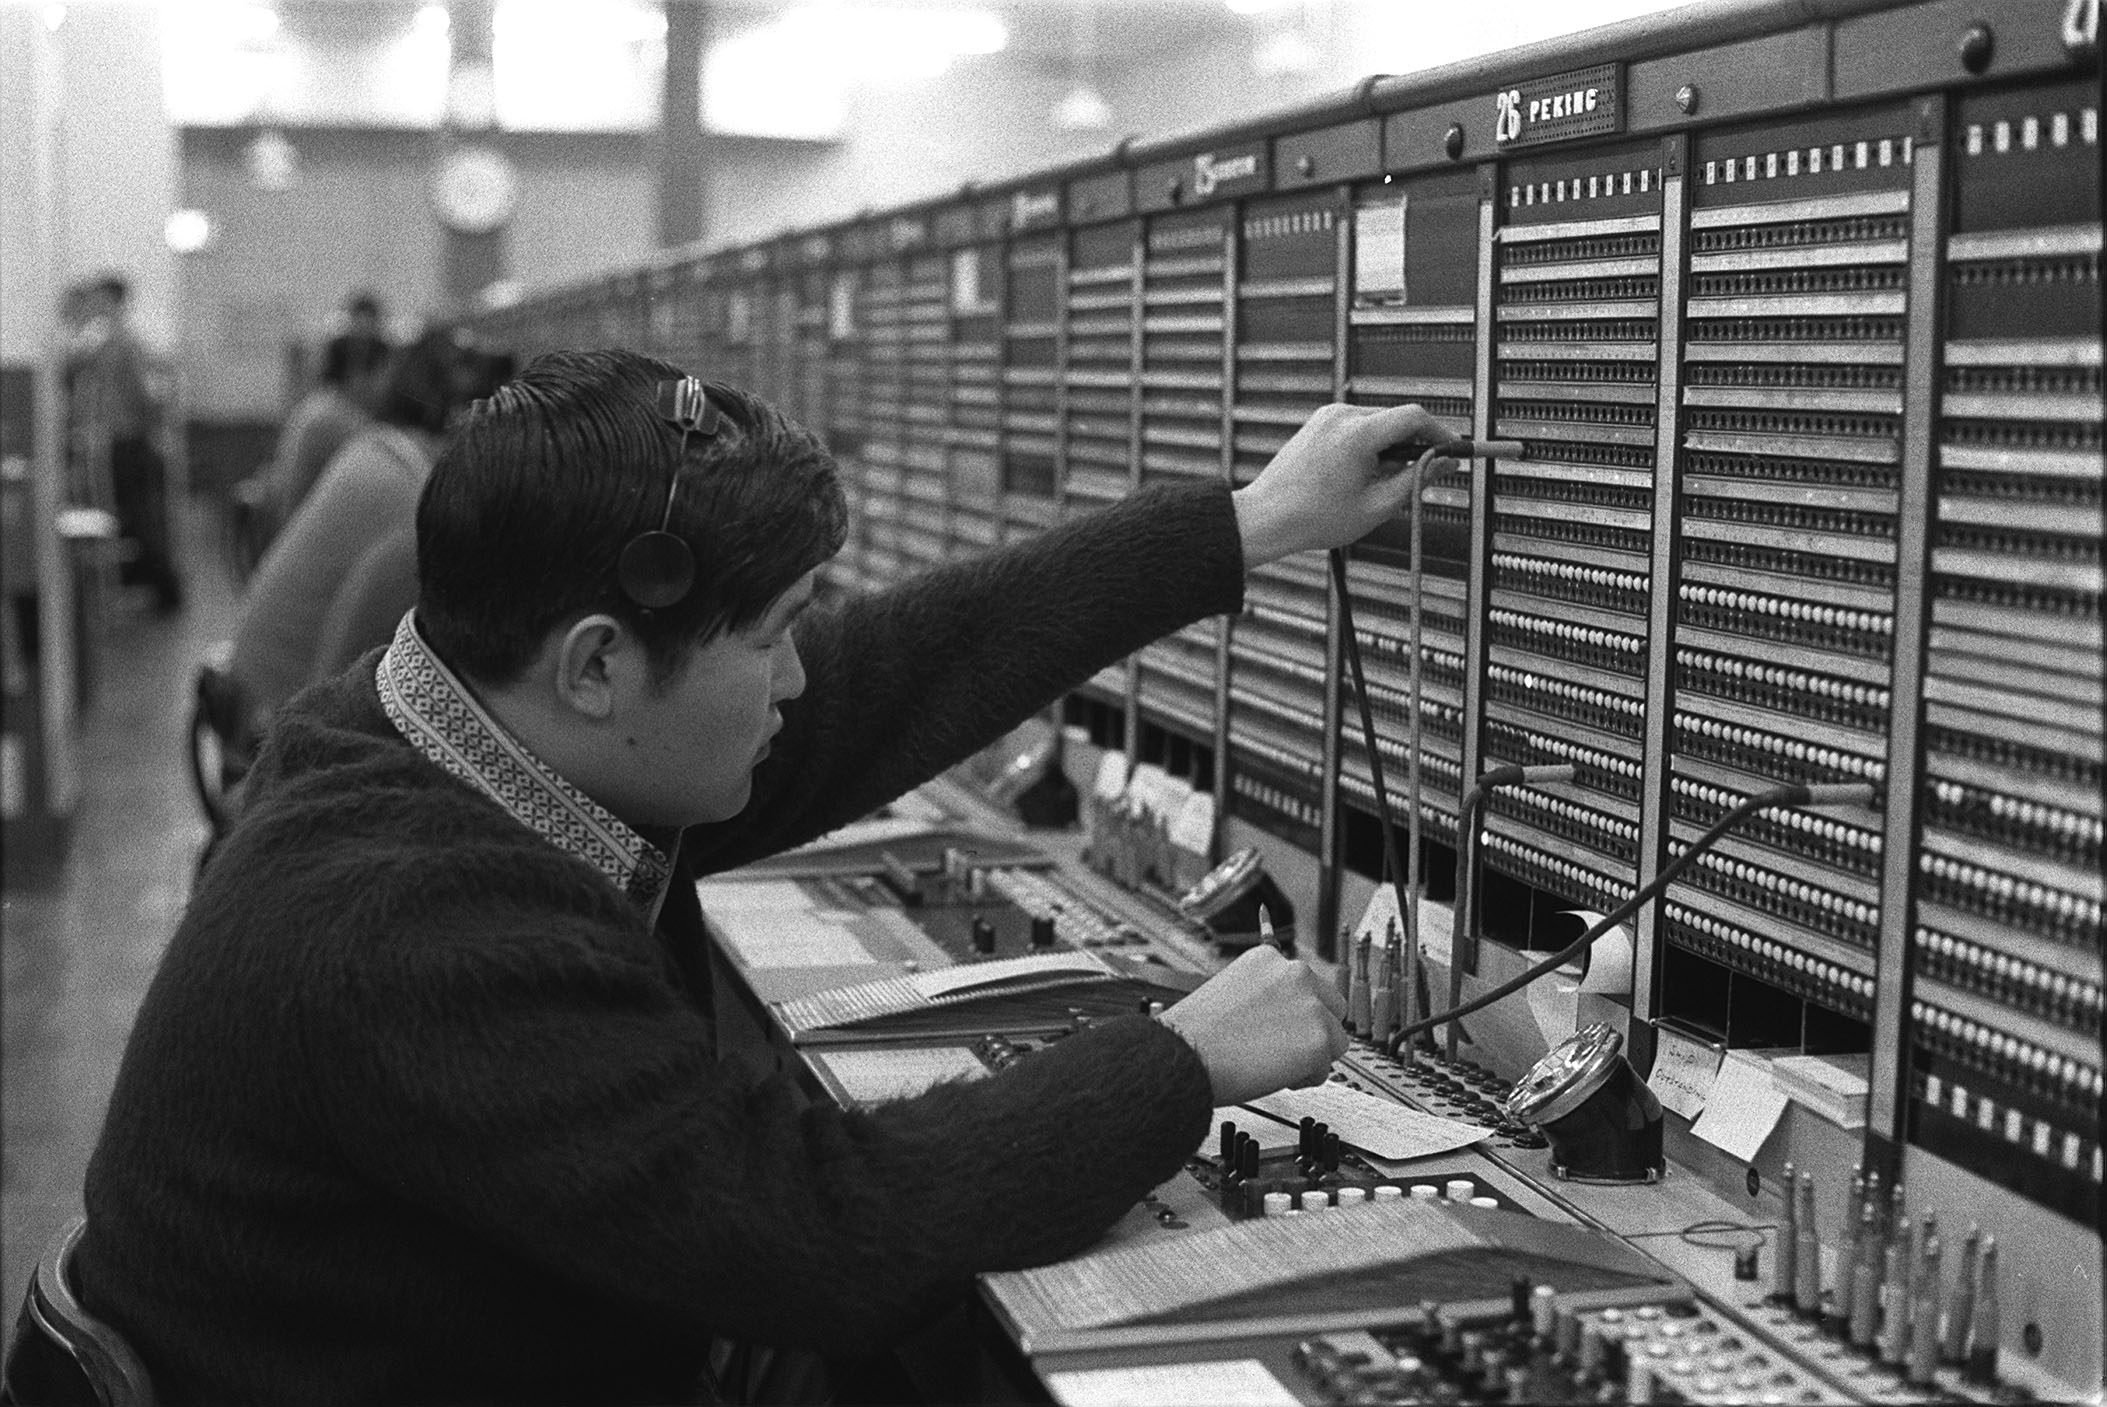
1246, 1083, 1485, 1161
1690, 1048, 1789, 1161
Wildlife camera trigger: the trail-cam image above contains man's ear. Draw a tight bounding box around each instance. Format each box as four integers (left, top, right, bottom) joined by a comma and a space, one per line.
551, 614, 630, 721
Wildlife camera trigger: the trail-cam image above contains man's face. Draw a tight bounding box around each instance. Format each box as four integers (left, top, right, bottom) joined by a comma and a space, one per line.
615, 568, 818, 827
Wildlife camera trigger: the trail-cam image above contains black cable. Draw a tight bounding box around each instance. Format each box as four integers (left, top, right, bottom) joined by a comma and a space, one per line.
1383, 780, 1867, 1055
1329, 439, 1472, 977
1680, 1219, 1767, 1252
1331, 545, 1414, 969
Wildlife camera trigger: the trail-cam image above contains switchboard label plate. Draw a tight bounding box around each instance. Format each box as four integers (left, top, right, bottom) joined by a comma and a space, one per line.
1494, 62, 1624, 149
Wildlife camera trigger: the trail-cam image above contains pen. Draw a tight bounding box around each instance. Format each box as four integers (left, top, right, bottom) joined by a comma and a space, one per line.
1259, 905, 1279, 951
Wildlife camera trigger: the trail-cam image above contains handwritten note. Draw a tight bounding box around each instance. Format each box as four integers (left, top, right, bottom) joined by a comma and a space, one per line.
1690, 1048, 1789, 1162
1247, 1083, 1485, 1161
1648, 1025, 1724, 1120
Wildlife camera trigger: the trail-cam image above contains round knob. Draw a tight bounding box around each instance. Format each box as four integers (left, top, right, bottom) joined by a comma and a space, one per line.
1444, 123, 1466, 160
1262, 1190, 1294, 1215
1299, 1190, 1330, 1212
1675, 83, 1700, 114
1295, 154, 1315, 177
1958, 21, 1995, 73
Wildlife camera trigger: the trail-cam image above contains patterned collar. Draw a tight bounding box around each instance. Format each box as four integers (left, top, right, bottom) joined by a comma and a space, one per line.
375, 612, 676, 921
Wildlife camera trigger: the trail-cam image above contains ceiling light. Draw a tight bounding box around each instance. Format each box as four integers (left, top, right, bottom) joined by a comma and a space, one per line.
239, 3, 279, 43
1255, 29, 1320, 75
165, 208, 214, 254
1052, 85, 1112, 132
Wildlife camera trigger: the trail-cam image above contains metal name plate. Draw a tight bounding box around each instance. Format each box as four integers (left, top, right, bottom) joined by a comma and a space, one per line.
1494, 62, 1624, 149
1010, 187, 1064, 232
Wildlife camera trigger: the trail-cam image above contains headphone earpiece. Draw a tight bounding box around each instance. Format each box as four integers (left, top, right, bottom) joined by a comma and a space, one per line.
617, 376, 723, 610
617, 531, 695, 610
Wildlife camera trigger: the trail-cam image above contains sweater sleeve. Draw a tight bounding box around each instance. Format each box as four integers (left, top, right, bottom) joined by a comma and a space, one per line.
314, 896, 1213, 1357
683, 478, 1245, 872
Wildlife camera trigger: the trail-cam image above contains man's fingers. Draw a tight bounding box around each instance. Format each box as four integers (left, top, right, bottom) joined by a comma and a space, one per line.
1363, 402, 1453, 456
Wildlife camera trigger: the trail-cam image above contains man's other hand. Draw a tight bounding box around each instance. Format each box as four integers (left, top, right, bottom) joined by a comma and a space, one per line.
1231, 402, 1462, 569
1159, 945, 1351, 1108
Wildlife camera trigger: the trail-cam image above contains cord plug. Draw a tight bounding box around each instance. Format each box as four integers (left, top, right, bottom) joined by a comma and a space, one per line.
1375, 437, 1527, 468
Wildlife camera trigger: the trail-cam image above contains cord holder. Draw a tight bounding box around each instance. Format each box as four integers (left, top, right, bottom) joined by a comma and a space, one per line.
1507, 1022, 1664, 1184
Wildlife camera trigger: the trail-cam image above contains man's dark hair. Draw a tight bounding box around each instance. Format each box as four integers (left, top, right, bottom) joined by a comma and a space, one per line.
374, 328, 509, 435
347, 292, 382, 321
414, 348, 847, 686
96, 274, 130, 306
320, 332, 392, 387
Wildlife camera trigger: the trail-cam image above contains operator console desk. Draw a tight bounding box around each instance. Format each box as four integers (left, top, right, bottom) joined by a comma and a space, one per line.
697, 783, 2062, 1407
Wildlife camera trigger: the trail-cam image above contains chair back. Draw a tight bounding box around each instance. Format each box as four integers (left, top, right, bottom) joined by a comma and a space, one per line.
0, 1219, 157, 1407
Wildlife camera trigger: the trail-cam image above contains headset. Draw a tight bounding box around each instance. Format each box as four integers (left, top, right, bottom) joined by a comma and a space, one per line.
617, 376, 724, 610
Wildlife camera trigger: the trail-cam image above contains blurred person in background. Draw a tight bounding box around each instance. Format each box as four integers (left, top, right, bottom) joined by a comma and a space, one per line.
70, 273, 182, 612
214, 328, 513, 775
231, 294, 396, 575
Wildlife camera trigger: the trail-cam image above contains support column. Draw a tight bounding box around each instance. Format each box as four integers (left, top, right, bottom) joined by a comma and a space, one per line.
655, 0, 709, 249
439, 0, 507, 306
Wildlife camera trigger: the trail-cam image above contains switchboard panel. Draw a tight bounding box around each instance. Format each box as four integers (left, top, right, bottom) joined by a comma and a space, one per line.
1340, 167, 1481, 867
858, 254, 908, 586
465, 0, 2106, 1329
1134, 206, 1232, 745
1660, 104, 1923, 1042
1062, 218, 1139, 520
1065, 218, 1140, 708
1226, 190, 1342, 853
946, 237, 1004, 564
897, 250, 951, 577
1482, 137, 1667, 920
1002, 231, 1063, 544
1911, 76, 2100, 1225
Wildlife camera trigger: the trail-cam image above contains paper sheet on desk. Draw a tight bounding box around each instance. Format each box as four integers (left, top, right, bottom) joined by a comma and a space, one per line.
775, 814, 937, 855
813, 1046, 989, 1105
1046, 1361, 1300, 1407
707, 914, 872, 968
696, 882, 881, 969
1247, 1084, 1485, 1161
1690, 1049, 1789, 1161
695, 879, 820, 914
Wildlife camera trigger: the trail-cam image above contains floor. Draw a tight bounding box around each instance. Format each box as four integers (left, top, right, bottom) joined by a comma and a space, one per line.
2, 500, 232, 1320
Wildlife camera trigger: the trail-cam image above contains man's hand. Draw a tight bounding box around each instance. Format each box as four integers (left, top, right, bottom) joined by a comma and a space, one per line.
1159, 945, 1351, 1108
1231, 402, 1463, 570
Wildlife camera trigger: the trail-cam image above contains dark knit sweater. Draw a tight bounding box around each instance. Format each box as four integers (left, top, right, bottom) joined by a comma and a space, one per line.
76, 481, 1246, 1405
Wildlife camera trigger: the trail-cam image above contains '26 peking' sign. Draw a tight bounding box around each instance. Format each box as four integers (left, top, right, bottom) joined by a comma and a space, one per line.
1493, 63, 1625, 149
